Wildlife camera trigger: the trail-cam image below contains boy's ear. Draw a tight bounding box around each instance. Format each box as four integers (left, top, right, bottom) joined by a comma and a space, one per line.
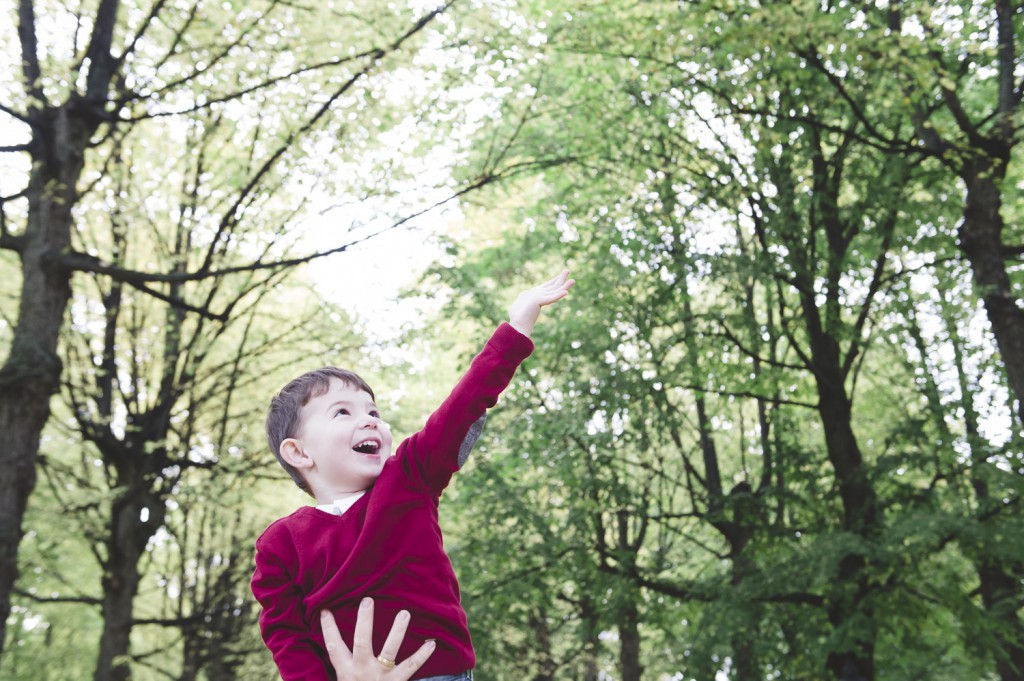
280, 438, 314, 470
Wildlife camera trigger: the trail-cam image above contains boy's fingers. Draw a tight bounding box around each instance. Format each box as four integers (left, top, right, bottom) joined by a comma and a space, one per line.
538, 276, 572, 291
542, 269, 570, 287
556, 269, 571, 284
542, 271, 563, 286
539, 281, 573, 305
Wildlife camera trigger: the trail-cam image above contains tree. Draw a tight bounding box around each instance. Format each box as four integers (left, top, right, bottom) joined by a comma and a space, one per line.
7, 262, 375, 679
0, 0, 458, 655
438, 1, 1022, 678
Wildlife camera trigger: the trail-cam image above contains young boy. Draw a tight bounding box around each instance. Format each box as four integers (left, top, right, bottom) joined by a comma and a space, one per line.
251, 270, 573, 680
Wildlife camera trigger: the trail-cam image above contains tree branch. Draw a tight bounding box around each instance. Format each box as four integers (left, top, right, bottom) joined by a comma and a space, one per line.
123, 1, 455, 120
60, 157, 570, 286
711, 322, 807, 372
0, 188, 28, 249
126, 279, 231, 322
0, 102, 31, 125
119, 2, 277, 112
701, 383, 815, 409
796, 46, 908, 152
145, 0, 202, 78
938, 83, 990, 151
17, 0, 44, 104
843, 203, 898, 379
13, 587, 101, 607
83, 0, 121, 103
132, 615, 204, 627
112, 0, 171, 76
994, 0, 1015, 137
190, 2, 454, 274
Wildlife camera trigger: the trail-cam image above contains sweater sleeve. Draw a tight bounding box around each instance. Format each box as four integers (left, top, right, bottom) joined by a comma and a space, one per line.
400, 322, 534, 493
251, 530, 330, 681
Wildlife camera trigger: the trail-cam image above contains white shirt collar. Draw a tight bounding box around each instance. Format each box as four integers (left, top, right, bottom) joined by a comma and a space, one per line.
315, 491, 366, 516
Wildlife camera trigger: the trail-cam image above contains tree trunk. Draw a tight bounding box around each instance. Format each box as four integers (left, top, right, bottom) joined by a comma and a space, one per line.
529, 607, 556, 681
0, 99, 94, 654
730, 562, 760, 681
726, 486, 760, 681
94, 482, 165, 681
812, 340, 878, 681
977, 561, 1024, 681
685, 290, 764, 679
179, 654, 199, 681
579, 596, 601, 681
617, 594, 642, 681
958, 158, 1024, 426
953, 158, 1024, 680
3, 0, 120, 650
947, 302, 1024, 681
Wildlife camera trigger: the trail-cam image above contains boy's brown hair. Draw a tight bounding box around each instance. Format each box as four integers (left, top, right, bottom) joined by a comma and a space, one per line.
266, 367, 376, 494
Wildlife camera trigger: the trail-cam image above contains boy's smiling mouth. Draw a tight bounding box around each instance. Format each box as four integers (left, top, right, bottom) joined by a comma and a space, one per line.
352, 438, 382, 455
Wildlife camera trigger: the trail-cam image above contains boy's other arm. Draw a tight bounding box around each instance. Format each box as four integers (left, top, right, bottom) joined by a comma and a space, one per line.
252, 539, 331, 681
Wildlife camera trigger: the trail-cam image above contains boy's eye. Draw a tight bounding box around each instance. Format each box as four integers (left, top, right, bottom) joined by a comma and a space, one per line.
335, 408, 349, 416
370, 410, 381, 419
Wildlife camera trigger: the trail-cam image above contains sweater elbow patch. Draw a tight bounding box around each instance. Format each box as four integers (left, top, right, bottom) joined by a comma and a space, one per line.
457, 413, 487, 469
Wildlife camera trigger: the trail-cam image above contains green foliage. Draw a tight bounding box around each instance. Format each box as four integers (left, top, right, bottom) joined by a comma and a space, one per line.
3, 0, 1022, 679
431, 1, 1023, 679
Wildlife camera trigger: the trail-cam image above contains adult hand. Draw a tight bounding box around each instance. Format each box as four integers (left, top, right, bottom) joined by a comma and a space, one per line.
321, 598, 435, 681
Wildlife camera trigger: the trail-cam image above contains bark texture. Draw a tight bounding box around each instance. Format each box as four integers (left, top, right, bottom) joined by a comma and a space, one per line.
0, 97, 101, 652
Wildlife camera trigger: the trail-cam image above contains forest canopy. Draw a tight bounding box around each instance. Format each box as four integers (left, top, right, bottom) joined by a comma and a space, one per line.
0, 1, 1022, 680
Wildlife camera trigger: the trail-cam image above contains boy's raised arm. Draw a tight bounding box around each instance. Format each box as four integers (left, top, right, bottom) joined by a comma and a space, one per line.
508, 269, 574, 337
397, 268, 573, 492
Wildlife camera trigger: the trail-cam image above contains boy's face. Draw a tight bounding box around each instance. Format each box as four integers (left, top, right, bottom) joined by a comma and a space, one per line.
287, 379, 393, 498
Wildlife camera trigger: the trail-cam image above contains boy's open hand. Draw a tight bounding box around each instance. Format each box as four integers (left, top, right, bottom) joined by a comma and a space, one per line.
508, 269, 574, 337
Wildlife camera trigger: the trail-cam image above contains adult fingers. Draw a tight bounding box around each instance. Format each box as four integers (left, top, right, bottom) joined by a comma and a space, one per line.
377, 609, 410, 666
320, 610, 352, 672
390, 639, 436, 680
351, 597, 375, 661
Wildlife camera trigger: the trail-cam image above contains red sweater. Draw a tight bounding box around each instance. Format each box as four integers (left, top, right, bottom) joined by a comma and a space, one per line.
251, 323, 534, 679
